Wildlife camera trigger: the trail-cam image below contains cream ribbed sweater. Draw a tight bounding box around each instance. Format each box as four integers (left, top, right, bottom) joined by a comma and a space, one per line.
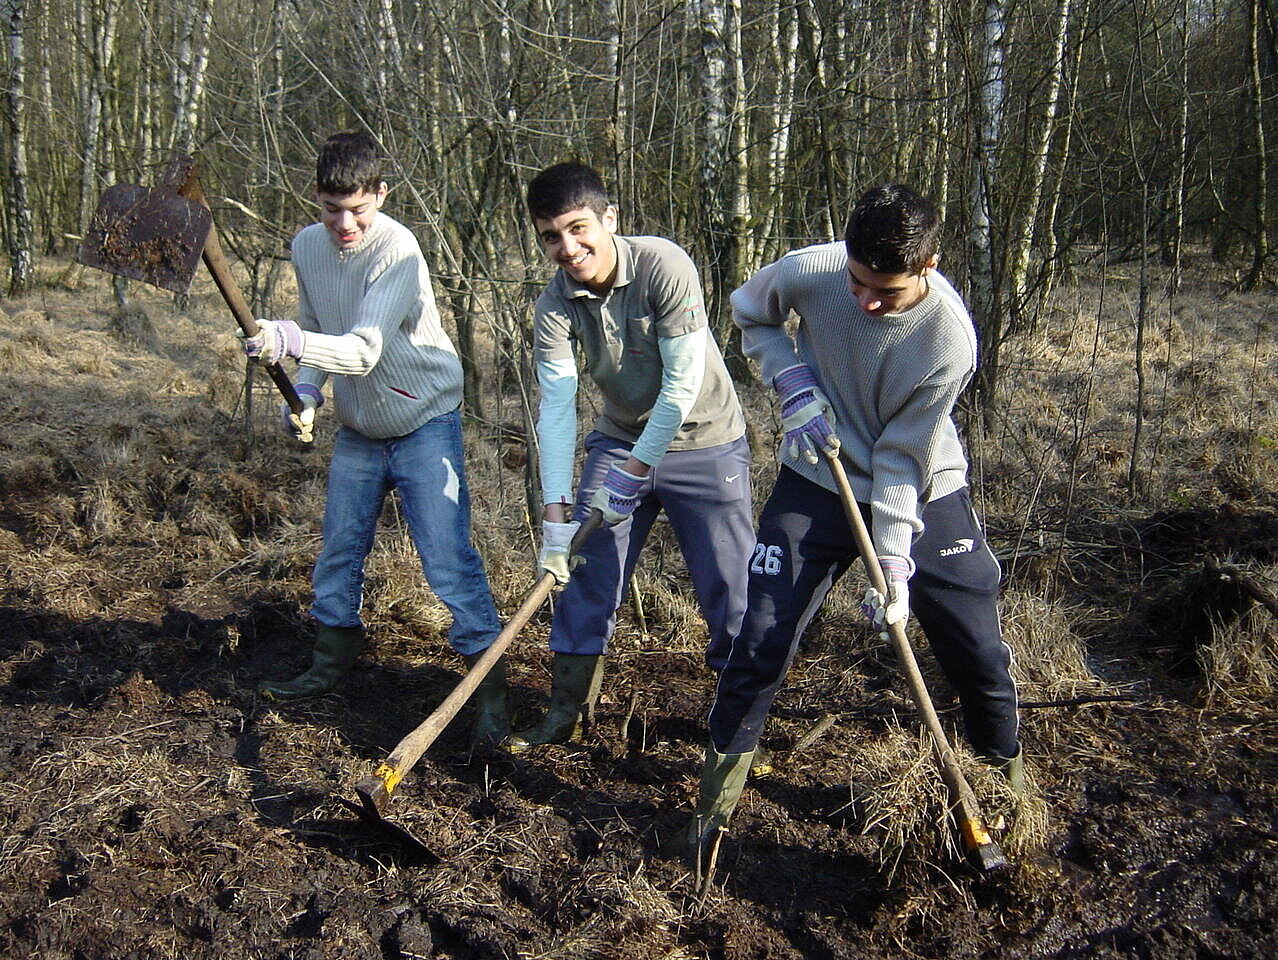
290, 213, 462, 440
731, 241, 974, 559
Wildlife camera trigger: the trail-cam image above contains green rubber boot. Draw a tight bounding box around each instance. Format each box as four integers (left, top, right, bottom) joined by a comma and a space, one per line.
985, 749, 1027, 795
258, 625, 364, 701
462, 651, 511, 753
502, 653, 604, 754
687, 746, 755, 875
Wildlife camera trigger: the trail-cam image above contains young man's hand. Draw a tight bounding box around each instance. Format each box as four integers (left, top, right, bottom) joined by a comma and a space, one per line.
774, 363, 839, 465
589, 462, 647, 524
280, 383, 324, 443
242, 318, 305, 366
860, 555, 913, 635
538, 519, 582, 583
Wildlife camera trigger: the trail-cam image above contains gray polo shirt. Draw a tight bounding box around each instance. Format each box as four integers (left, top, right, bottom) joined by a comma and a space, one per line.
533, 234, 744, 451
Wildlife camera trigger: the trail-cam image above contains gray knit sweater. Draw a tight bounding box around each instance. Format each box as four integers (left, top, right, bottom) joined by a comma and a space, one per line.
731, 241, 974, 560
290, 213, 462, 440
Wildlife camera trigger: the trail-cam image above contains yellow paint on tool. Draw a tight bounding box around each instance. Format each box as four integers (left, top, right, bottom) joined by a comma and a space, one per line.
374, 764, 403, 795
963, 820, 994, 848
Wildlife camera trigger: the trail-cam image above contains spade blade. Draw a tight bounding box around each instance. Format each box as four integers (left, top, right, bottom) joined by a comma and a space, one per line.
78, 182, 211, 294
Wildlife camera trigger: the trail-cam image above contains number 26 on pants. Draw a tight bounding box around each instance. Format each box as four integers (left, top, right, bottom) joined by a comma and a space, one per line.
750, 543, 783, 576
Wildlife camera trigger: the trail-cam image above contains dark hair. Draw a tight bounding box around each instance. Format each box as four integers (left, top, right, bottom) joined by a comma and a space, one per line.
844, 184, 940, 274
526, 162, 611, 221
316, 132, 384, 196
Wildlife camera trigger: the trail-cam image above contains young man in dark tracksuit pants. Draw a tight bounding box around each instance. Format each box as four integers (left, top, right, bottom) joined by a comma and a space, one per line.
689, 184, 1022, 862
503, 162, 754, 753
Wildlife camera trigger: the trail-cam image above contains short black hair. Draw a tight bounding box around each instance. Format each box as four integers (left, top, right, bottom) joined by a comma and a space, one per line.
526, 162, 611, 221
316, 132, 384, 196
844, 184, 940, 274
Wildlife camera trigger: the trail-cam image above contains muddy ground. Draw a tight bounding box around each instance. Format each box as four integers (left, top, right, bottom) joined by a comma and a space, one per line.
1, 268, 1276, 959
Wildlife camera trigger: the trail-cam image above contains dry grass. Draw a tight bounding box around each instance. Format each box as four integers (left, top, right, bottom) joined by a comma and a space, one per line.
1199, 565, 1278, 709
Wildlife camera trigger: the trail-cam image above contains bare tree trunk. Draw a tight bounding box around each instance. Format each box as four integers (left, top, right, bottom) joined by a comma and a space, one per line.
1244, 0, 1269, 289
760, 0, 797, 264
5, 0, 34, 295
922, 0, 951, 213
797, 1, 837, 238
726, 0, 750, 293
1041, 0, 1087, 299
968, 0, 1007, 427
170, 0, 212, 154
1163, 0, 1190, 290
1007, 0, 1073, 325
602, 0, 628, 212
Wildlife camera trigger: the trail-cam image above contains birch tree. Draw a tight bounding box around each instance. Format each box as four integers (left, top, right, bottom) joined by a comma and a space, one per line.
968, 0, 1008, 422
5, 0, 33, 295
1244, 0, 1269, 289
170, 0, 213, 154
1006, 0, 1074, 322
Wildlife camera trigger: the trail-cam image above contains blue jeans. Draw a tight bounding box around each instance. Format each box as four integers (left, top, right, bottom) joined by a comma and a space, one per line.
552, 431, 753, 666
310, 409, 501, 655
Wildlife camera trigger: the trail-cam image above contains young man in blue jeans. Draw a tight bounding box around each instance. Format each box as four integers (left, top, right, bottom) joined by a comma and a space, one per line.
243, 132, 506, 749
689, 184, 1023, 863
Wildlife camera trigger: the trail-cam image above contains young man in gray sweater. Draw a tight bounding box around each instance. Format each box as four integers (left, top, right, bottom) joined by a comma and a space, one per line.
242, 132, 506, 749
689, 184, 1022, 863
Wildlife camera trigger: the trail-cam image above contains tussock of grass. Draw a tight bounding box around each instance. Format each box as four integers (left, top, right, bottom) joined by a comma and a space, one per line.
1200, 565, 1278, 708
1000, 589, 1111, 699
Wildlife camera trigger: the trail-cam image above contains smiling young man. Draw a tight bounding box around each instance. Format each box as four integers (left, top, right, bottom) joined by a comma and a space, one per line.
688, 184, 1023, 865
503, 161, 753, 752
240, 132, 507, 751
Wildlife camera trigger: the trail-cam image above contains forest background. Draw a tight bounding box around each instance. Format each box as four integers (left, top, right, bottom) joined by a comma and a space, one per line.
1, 0, 1273, 428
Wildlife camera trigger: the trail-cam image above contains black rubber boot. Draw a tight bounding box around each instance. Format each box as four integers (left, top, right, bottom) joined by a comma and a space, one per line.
462, 650, 511, 753
686, 746, 755, 875
502, 653, 604, 754
258, 625, 364, 701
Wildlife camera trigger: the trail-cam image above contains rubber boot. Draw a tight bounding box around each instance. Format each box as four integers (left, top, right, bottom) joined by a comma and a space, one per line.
984, 749, 1027, 795
259, 625, 364, 701
687, 746, 755, 876
462, 651, 511, 753
501, 653, 604, 754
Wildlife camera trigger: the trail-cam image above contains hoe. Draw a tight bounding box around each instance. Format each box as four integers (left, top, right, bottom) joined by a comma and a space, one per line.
824, 449, 1008, 873
339, 512, 603, 856
77, 155, 309, 438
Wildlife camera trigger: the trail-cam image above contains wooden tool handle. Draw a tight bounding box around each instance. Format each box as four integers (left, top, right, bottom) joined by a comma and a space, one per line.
824, 451, 1006, 870
378, 512, 604, 777
174, 165, 304, 416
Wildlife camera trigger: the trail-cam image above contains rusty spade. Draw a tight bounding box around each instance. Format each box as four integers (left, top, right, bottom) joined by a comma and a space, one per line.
77, 155, 311, 441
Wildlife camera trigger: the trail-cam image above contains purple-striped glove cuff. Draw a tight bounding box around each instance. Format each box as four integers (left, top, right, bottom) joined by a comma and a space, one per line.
773, 363, 818, 402
295, 383, 325, 408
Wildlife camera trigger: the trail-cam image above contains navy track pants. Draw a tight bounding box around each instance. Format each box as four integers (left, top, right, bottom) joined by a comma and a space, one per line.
708, 467, 1020, 759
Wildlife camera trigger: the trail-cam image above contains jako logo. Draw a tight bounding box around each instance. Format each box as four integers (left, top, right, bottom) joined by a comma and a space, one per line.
939, 538, 975, 557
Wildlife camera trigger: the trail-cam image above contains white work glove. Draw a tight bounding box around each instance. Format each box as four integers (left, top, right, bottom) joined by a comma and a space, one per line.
774, 363, 840, 465
860, 555, 913, 637
280, 383, 323, 443
241, 318, 305, 366
589, 462, 647, 525
538, 519, 581, 584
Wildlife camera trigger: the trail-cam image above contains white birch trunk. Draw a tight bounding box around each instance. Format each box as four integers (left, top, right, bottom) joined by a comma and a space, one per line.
761, 0, 798, 263
1244, 0, 1269, 288
1007, 0, 1073, 317
968, 0, 1007, 419
170, 0, 212, 154
5, 0, 34, 295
